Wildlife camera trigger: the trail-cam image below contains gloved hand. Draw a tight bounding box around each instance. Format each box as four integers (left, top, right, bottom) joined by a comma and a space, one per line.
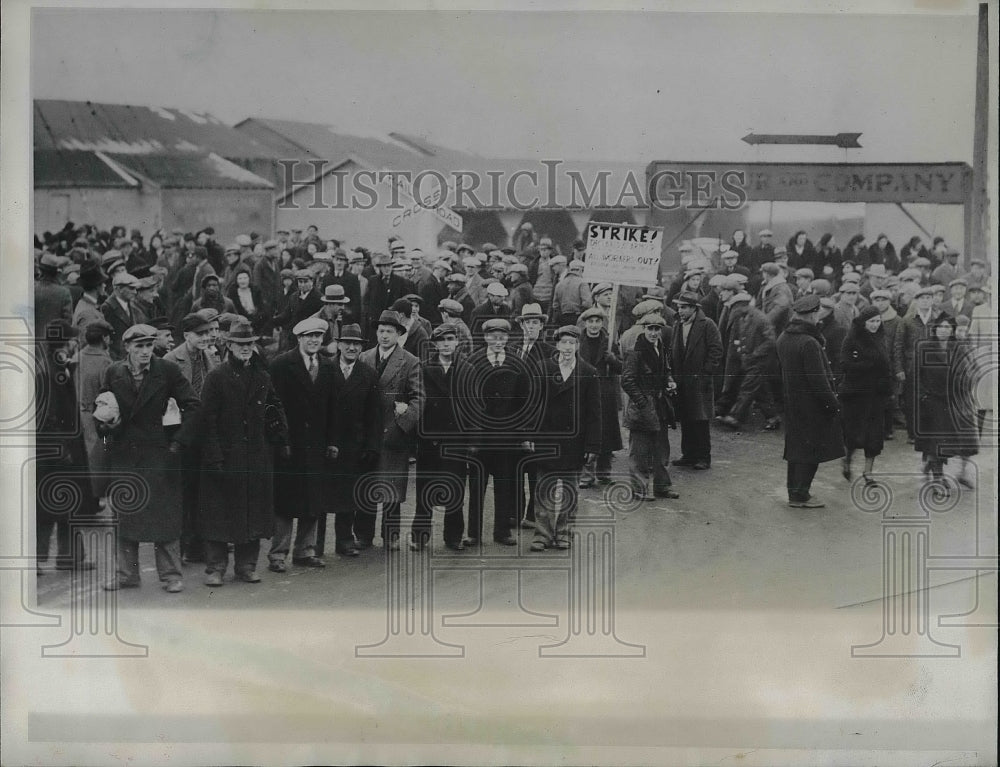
280, 445, 293, 461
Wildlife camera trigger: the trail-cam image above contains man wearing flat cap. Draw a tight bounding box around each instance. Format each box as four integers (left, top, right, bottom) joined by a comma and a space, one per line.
462, 317, 540, 547
164, 312, 220, 563
669, 291, 723, 470
716, 291, 781, 432
268, 317, 339, 571
35, 252, 73, 339
577, 306, 623, 487
444, 271, 476, 323
621, 313, 680, 501
551, 258, 593, 327
101, 271, 147, 360
750, 229, 775, 274
530, 326, 602, 551
99, 324, 201, 593
355, 310, 424, 550
776, 295, 844, 508
192, 273, 236, 316
469, 281, 513, 348
199, 319, 289, 586
894, 285, 942, 442
417, 257, 452, 326
273, 269, 323, 350
756, 262, 794, 334
506, 262, 535, 319
252, 239, 284, 330
940, 278, 975, 319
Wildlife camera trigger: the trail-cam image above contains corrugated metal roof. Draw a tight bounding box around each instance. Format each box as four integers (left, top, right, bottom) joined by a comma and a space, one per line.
34, 149, 136, 188
108, 152, 273, 190
34, 99, 284, 159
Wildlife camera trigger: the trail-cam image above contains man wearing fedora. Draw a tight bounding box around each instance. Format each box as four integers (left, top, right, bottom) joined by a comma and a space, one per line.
273, 269, 323, 351
390, 297, 431, 360
268, 317, 339, 570
367, 252, 412, 343
198, 319, 289, 586
71, 261, 107, 331
510, 304, 553, 527
101, 271, 147, 360
316, 324, 381, 558
313, 284, 351, 357
321, 248, 362, 326
357, 310, 424, 550
35, 253, 73, 336
98, 324, 201, 593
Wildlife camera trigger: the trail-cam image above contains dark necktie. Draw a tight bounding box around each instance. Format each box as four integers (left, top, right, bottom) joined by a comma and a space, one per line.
191, 351, 204, 394
378, 353, 389, 376
308, 354, 318, 382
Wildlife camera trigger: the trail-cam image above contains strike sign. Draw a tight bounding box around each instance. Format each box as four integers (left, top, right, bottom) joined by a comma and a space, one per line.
582, 223, 662, 287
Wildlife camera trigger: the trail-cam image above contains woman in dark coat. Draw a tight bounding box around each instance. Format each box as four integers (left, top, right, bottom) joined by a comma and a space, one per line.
867, 234, 900, 274
98, 325, 200, 592
843, 234, 868, 269
814, 233, 842, 278
198, 319, 288, 585
914, 315, 979, 491
786, 231, 816, 271
729, 229, 753, 270
226, 267, 266, 332
839, 306, 893, 484
578, 313, 624, 486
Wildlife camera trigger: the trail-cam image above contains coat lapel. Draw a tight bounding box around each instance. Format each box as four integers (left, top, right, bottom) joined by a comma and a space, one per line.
381, 347, 404, 387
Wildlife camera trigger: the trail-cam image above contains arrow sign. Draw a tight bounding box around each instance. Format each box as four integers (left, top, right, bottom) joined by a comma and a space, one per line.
742, 132, 862, 149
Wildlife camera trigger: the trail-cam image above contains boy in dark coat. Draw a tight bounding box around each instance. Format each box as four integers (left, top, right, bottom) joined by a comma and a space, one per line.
577, 307, 623, 486
776, 295, 845, 508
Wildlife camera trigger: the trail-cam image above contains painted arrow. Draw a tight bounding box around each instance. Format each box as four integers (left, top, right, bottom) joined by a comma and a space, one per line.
742, 132, 862, 149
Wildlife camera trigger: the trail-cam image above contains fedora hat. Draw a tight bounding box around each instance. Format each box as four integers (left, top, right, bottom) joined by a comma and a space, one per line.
338, 323, 365, 343
376, 310, 407, 333
225, 318, 260, 342
515, 303, 548, 322
320, 284, 350, 303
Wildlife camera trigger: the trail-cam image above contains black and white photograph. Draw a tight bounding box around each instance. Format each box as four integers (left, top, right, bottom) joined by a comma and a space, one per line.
1, 1, 997, 764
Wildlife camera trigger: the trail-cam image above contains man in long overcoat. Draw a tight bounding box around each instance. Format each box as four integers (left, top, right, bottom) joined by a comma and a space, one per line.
531, 326, 602, 551
199, 319, 289, 585
716, 293, 781, 431
577, 307, 623, 487
670, 292, 723, 470
268, 317, 339, 570
357, 310, 424, 549
98, 324, 200, 593
775, 294, 845, 508
413, 323, 473, 551
621, 313, 680, 500
316, 324, 382, 557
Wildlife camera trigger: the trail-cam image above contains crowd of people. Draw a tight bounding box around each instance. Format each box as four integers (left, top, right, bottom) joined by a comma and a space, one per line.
33, 221, 991, 593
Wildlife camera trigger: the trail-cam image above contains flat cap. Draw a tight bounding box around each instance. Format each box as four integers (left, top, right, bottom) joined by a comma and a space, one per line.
795, 268, 815, 279
263, 239, 280, 250
637, 313, 666, 328
726, 292, 753, 306
554, 325, 580, 340
809, 278, 833, 296
867, 264, 887, 277
481, 318, 511, 334
913, 257, 932, 267
122, 324, 158, 343
842, 272, 862, 284
437, 298, 464, 315
674, 291, 702, 306
773, 245, 788, 256
462, 256, 480, 268
591, 282, 614, 296
433, 259, 452, 271
567, 260, 585, 273
112, 271, 139, 287
579, 306, 606, 322
549, 255, 567, 267
445, 272, 467, 284
196, 308, 220, 322
485, 281, 509, 297
870, 289, 893, 300
898, 268, 922, 281
224, 242, 241, 254
819, 297, 837, 310
839, 282, 860, 293
456, 243, 474, 254
135, 276, 158, 290
506, 263, 528, 276
292, 317, 328, 336
760, 262, 781, 277
371, 252, 392, 266
792, 294, 821, 313
182, 312, 213, 333
914, 285, 934, 297
631, 299, 664, 318
758, 229, 773, 237
235, 234, 252, 247
294, 269, 314, 280
949, 277, 968, 287
431, 323, 459, 341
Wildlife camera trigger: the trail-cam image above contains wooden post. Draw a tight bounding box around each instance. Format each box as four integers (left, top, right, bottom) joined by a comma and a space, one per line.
606, 283, 620, 351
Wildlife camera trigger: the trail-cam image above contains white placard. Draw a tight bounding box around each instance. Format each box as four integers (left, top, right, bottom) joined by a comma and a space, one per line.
582, 222, 662, 287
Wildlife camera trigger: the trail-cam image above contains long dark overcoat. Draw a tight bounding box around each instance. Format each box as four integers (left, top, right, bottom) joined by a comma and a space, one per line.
669, 311, 723, 422
198, 356, 288, 542
915, 340, 979, 458
621, 334, 675, 433
98, 357, 200, 540
776, 319, 845, 464
539, 357, 602, 471
839, 326, 893, 454
269, 349, 337, 519
329, 359, 382, 509
578, 331, 623, 452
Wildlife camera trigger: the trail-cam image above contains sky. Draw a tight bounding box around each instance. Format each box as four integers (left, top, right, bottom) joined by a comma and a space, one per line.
31, 8, 981, 163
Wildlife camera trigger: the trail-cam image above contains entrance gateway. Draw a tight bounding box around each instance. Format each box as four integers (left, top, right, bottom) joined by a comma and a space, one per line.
646, 161, 974, 266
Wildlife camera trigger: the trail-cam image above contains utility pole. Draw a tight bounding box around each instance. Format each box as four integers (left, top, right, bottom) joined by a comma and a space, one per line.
969, 3, 989, 264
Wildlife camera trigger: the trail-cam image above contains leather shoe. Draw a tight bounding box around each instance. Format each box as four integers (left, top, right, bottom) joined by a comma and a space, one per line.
354, 539, 374, 550
103, 578, 140, 591
493, 535, 517, 546
788, 498, 826, 508
462, 537, 479, 547
578, 479, 596, 489
762, 417, 782, 431
408, 539, 427, 552
632, 491, 655, 502
204, 572, 224, 587
335, 545, 360, 557
655, 488, 680, 499
717, 415, 740, 429
672, 457, 696, 467
519, 519, 535, 529
292, 556, 326, 567
692, 460, 711, 470
445, 541, 465, 552
529, 541, 546, 552
235, 571, 261, 583
55, 559, 97, 571
384, 535, 400, 552
164, 579, 184, 593
267, 560, 287, 573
